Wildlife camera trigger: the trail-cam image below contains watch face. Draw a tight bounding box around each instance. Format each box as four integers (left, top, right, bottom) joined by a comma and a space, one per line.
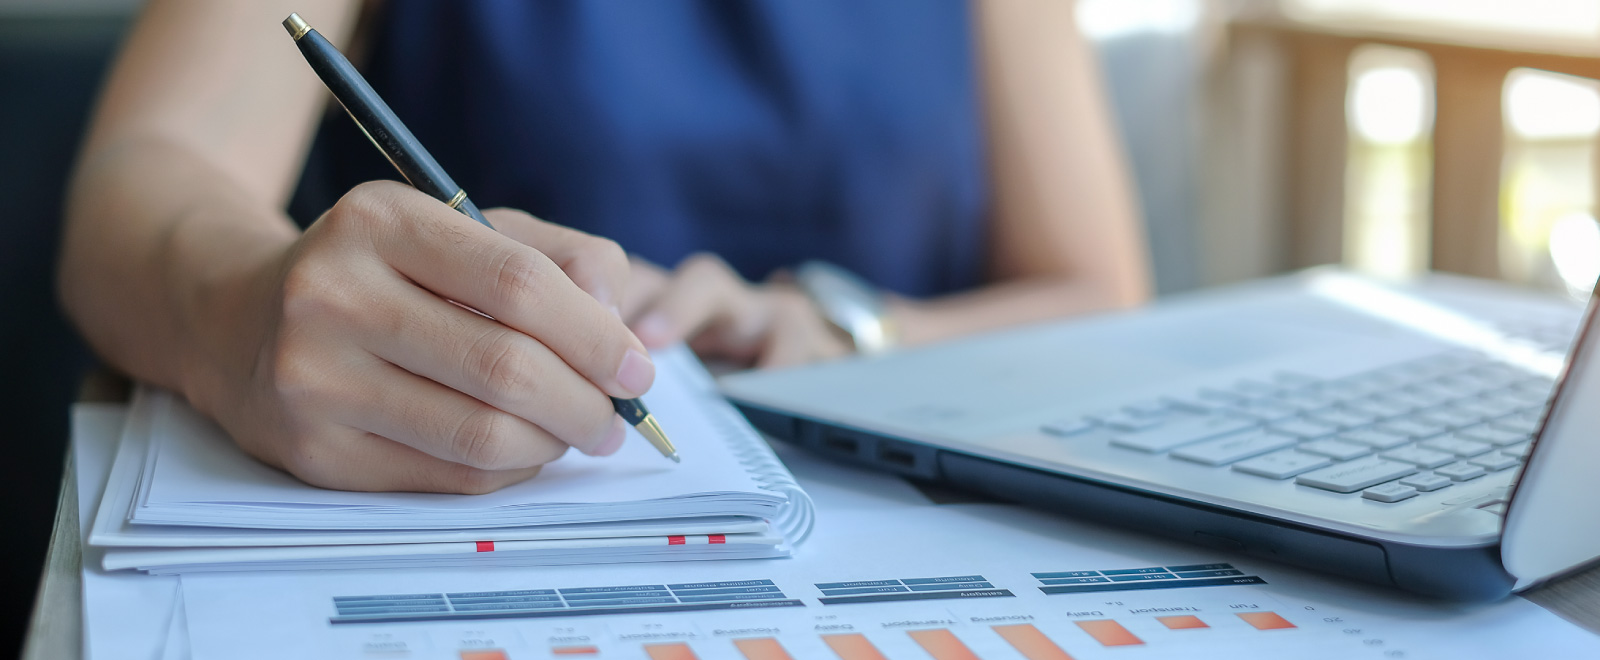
797, 261, 892, 353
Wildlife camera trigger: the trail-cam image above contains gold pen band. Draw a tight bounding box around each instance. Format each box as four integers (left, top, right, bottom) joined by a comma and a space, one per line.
447, 189, 468, 210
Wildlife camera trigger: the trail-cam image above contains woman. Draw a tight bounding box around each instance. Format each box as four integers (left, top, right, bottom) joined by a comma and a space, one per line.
58, 0, 1147, 494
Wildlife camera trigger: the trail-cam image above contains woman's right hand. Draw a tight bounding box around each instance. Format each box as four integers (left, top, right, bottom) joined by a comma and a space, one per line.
191, 181, 655, 494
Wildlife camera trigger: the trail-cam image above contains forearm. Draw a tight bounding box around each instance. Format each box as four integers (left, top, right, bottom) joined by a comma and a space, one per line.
59, 136, 297, 408
888, 276, 1136, 347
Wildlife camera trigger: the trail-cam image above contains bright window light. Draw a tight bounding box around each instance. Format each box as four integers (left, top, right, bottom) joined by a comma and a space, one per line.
1499, 69, 1599, 294
1549, 213, 1600, 296
1349, 67, 1430, 145
1075, 0, 1199, 40
1343, 46, 1434, 280
1505, 71, 1600, 141
1285, 0, 1600, 41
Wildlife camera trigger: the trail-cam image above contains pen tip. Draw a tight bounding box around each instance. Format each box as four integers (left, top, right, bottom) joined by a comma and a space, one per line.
283, 13, 311, 40
671, 454, 681, 463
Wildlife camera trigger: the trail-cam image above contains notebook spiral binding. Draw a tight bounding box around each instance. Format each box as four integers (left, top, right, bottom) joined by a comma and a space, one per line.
694, 375, 817, 546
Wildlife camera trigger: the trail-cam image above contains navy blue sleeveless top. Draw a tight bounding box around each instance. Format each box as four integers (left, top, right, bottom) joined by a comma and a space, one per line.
290, 0, 988, 297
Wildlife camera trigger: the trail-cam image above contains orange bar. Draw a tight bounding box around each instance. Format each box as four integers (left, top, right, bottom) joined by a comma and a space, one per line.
644, 642, 700, 660
822, 633, 888, 660
1075, 620, 1144, 647
992, 624, 1075, 660
552, 646, 600, 655
906, 629, 981, 660
1157, 615, 1209, 630
1237, 612, 1297, 630
459, 651, 509, 660
733, 637, 794, 660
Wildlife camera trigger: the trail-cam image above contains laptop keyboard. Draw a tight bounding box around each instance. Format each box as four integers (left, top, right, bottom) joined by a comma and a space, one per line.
1041, 351, 1556, 505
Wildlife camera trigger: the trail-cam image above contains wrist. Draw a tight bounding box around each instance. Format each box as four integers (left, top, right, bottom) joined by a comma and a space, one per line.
168, 221, 294, 419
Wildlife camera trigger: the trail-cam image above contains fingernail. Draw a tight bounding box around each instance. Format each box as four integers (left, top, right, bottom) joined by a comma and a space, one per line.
590, 285, 612, 307
615, 349, 655, 397
589, 416, 627, 457
633, 313, 670, 346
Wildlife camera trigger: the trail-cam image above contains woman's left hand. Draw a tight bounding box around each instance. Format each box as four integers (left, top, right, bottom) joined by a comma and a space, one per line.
621, 253, 852, 368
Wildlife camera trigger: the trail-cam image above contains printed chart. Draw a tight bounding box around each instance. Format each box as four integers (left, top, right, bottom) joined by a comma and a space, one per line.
317, 562, 1411, 660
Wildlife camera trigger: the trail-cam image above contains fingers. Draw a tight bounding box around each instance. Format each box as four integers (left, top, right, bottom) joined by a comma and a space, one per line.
620, 257, 669, 322
487, 208, 630, 311
630, 253, 764, 352
331, 181, 655, 399
338, 358, 601, 471
758, 291, 853, 368
283, 425, 550, 495
359, 276, 626, 456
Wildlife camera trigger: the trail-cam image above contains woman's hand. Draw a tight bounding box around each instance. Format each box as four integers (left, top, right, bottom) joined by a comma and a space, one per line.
621, 254, 851, 369
197, 181, 655, 494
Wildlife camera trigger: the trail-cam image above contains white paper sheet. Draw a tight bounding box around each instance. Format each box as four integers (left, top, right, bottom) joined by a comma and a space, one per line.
73, 404, 181, 660
178, 502, 1600, 660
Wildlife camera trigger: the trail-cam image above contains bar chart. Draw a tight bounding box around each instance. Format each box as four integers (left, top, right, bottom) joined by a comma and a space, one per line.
309, 560, 1406, 660
420, 607, 1317, 659
330, 579, 803, 624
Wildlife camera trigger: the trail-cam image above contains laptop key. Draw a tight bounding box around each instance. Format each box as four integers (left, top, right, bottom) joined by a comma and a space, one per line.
1274, 392, 1337, 412
1488, 414, 1542, 436
1469, 453, 1522, 472
1102, 413, 1162, 432
1171, 431, 1297, 466
1270, 418, 1340, 439
1307, 408, 1378, 430
1297, 458, 1417, 493
1362, 482, 1419, 503
1435, 462, 1487, 482
1232, 450, 1332, 479
1229, 399, 1299, 422
1380, 446, 1456, 469
1109, 415, 1258, 453
1299, 439, 1372, 460
1462, 395, 1524, 418
1501, 442, 1533, 459
1400, 472, 1453, 492
1454, 426, 1529, 447
1041, 418, 1097, 437
1378, 418, 1452, 440
1412, 409, 1482, 430
1347, 398, 1414, 419
1419, 437, 1494, 457
1338, 428, 1412, 449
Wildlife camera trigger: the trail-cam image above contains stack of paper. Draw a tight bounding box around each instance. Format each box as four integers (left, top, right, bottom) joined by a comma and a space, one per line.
87, 346, 814, 574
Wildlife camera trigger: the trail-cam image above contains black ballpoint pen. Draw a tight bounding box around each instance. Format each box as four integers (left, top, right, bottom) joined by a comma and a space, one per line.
282, 13, 678, 462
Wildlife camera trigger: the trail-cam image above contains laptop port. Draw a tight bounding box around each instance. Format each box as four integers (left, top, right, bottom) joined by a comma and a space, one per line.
879, 445, 916, 468
822, 434, 860, 455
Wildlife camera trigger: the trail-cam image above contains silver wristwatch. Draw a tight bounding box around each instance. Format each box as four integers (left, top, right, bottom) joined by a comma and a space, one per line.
795, 261, 897, 355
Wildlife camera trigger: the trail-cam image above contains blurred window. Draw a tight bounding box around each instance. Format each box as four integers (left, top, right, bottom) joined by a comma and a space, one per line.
1075, 0, 1199, 40
1500, 69, 1600, 298
1343, 46, 1435, 279
1283, 0, 1600, 42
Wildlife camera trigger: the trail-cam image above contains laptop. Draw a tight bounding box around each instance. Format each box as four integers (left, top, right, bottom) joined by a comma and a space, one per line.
719, 269, 1600, 601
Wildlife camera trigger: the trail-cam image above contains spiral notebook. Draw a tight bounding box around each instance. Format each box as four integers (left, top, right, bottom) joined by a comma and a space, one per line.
89, 346, 814, 573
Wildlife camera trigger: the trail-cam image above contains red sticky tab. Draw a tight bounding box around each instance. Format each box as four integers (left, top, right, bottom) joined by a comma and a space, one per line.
475, 541, 494, 552
668, 535, 686, 545
709, 534, 726, 544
